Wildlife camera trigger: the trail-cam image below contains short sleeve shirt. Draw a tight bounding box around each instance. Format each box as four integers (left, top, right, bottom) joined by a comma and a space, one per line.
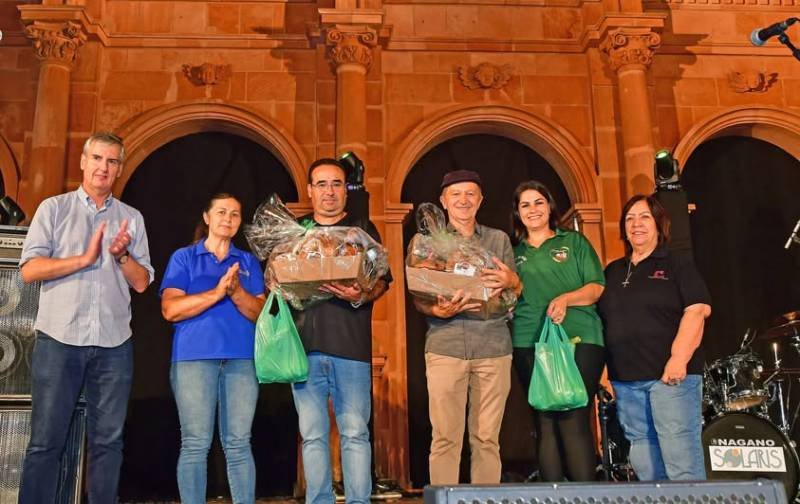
292, 212, 393, 363
160, 241, 265, 361
597, 247, 712, 381
418, 223, 518, 360
512, 229, 605, 348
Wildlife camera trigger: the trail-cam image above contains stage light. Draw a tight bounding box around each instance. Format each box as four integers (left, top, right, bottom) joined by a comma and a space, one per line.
654, 149, 681, 190
338, 151, 365, 191
0, 196, 25, 225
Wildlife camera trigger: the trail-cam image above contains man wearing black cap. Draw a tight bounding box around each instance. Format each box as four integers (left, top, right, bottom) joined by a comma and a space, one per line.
412, 169, 521, 485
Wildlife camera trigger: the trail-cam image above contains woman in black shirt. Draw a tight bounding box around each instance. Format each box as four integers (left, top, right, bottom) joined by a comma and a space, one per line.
597, 194, 711, 481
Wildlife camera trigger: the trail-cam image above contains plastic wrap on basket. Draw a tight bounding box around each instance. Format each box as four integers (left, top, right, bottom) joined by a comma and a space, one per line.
245, 195, 389, 309
405, 203, 517, 319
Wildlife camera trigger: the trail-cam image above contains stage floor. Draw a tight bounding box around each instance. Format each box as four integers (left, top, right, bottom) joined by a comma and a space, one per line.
122, 499, 420, 504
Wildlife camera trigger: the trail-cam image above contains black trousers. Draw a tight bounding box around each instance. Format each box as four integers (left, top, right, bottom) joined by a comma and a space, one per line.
513, 343, 605, 482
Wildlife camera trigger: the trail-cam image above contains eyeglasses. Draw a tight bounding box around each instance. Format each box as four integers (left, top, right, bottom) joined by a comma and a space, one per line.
312, 181, 345, 191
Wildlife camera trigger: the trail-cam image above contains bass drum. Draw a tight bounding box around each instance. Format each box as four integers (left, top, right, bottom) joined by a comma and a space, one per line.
703, 412, 799, 500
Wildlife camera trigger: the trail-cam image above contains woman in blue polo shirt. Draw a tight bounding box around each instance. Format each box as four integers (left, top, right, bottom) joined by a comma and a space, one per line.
510, 180, 605, 482
161, 193, 266, 504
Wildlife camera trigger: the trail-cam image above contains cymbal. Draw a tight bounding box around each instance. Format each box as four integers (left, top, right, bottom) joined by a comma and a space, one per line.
763, 367, 800, 375
759, 310, 800, 340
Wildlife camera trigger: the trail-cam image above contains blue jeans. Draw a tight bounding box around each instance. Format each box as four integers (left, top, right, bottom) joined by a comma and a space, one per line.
292, 352, 371, 504
19, 331, 133, 504
613, 375, 706, 481
171, 359, 259, 504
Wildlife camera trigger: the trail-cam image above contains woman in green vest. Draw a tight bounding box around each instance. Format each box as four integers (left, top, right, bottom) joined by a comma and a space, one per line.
510, 180, 605, 481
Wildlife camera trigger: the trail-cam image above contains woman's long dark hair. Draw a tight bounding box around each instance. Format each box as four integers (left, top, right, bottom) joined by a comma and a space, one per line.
619, 194, 671, 257
510, 180, 560, 246
193, 192, 241, 243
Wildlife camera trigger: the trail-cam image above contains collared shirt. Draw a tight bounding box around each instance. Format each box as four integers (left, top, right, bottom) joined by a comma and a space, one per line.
418, 223, 517, 360
20, 186, 155, 347
512, 229, 605, 347
598, 246, 711, 381
160, 240, 265, 361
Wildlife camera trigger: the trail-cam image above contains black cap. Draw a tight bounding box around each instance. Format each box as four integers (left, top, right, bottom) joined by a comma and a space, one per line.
440, 170, 482, 190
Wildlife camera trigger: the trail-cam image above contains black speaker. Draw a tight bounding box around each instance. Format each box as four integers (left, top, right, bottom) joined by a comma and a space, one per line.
0, 403, 86, 504
0, 268, 39, 400
425, 480, 787, 504
0, 226, 39, 400
654, 189, 693, 257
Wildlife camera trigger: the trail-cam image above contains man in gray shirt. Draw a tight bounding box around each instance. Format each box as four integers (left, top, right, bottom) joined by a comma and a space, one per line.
18, 132, 154, 503
412, 170, 521, 485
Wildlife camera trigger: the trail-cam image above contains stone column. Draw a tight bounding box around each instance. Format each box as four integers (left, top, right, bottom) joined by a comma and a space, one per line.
20, 20, 86, 215
325, 26, 376, 159
601, 28, 660, 198
381, 202, 413, 488
562, 203, 606, 262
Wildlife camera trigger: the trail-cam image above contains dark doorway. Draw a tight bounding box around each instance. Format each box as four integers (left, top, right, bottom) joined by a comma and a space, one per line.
682, 136, 800, 361
118, 132, 299, 500
402, 133, 571, 486
682, 135, 800, 453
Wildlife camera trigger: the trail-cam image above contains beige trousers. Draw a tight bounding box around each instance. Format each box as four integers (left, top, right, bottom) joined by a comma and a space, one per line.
425, 352, 512, 485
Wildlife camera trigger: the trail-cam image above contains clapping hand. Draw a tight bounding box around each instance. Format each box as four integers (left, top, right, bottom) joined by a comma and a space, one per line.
215, 263, 240, 299
82, 221, 107, 266
108, 219, 132, 260
226, 263, 242, 297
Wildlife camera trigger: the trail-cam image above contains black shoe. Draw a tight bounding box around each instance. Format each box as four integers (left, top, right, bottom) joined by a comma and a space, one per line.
333, 480, 346, 502
371, 479, 403, 500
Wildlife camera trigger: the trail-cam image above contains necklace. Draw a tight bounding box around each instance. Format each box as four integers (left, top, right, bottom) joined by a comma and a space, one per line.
622, 260, 634, 288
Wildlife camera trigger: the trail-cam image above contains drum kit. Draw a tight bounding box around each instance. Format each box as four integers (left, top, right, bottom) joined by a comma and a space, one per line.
599, 310, 800, 501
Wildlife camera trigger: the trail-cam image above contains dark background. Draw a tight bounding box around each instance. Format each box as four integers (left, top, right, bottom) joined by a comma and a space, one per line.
118, 132, 299, 499
8, 131, 797, 498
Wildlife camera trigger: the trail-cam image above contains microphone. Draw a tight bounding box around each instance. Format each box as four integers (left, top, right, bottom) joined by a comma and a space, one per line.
751, 18, 798, 46
785, 218, 800, 250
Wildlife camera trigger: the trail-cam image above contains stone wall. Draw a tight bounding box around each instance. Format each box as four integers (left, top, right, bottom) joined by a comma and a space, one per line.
3, 0, 800, 486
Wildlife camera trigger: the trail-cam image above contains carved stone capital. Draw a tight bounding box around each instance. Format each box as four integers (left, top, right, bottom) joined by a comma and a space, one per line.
325, 26, 378, 70
182, 63, 232, 86
601, 28, 661, 72
24, 20, 87, 66
458, 63, 514, 90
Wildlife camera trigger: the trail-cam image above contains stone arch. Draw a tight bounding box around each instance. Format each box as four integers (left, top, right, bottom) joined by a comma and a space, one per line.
386, 104, 599, 206
674, 106, 800, 165
380, 105, 603, 489
114, 100, 309, 200
0, 134, 20, 199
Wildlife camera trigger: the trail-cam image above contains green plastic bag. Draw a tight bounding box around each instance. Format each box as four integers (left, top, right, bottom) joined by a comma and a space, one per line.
528, 316, 588, 411
254, 292, 308, 384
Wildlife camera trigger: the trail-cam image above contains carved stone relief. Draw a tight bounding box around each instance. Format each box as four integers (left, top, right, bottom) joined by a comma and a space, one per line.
458, 62, 514, 90
182, 63, 233, 86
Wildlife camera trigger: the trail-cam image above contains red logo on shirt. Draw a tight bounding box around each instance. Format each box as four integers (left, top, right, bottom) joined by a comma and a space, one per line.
648, 270, 669, 280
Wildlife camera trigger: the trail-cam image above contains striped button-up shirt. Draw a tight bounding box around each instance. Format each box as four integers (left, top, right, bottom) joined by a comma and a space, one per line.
20, 186, 154, 347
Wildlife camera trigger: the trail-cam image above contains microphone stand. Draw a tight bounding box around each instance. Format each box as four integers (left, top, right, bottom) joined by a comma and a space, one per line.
778, 32, 800, 62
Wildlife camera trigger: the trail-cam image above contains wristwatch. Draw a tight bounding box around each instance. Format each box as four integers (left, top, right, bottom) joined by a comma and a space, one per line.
116, 250, 130, 265
350, 293, 367, 309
